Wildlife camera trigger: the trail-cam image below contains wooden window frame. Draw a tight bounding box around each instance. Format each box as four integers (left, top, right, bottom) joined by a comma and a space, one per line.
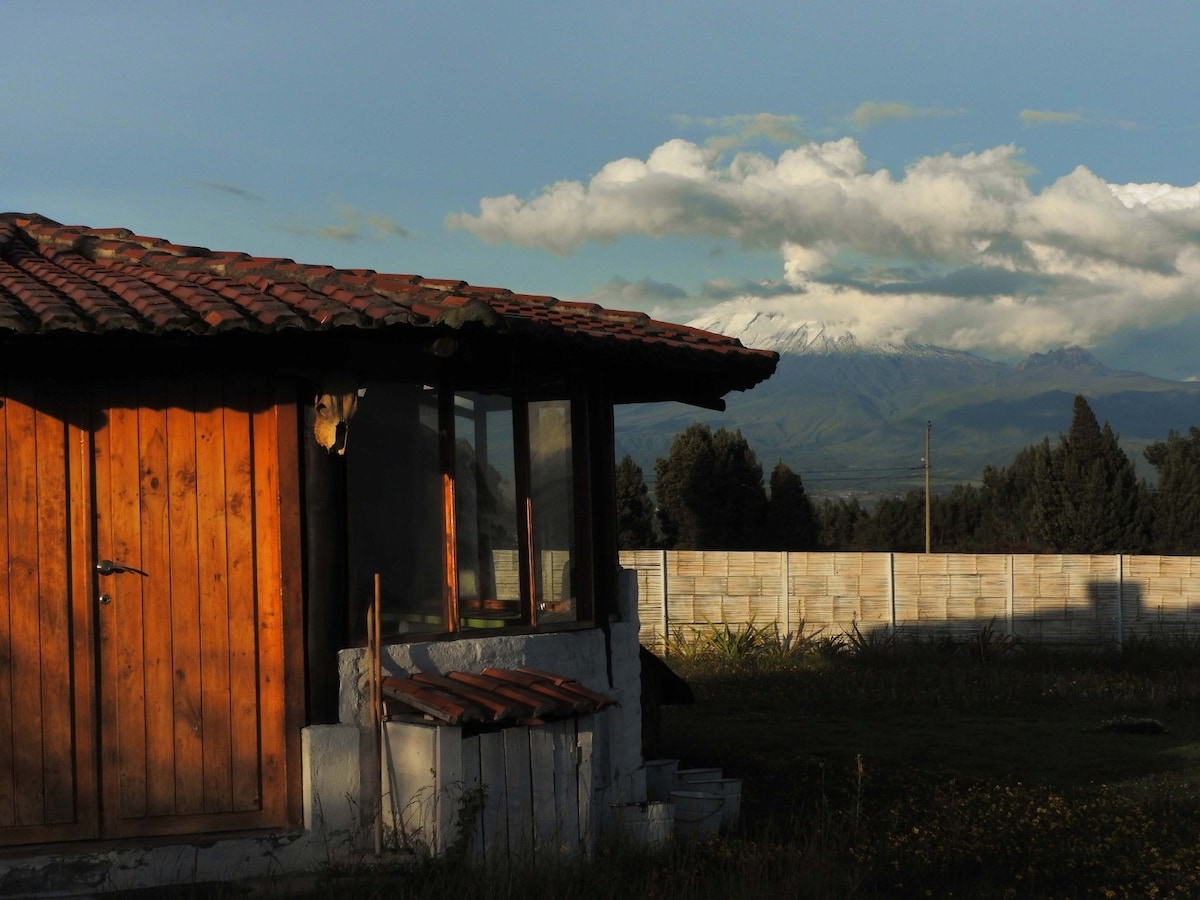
360, 373, 595, 641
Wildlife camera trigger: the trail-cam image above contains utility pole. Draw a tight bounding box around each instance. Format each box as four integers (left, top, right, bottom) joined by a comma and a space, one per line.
924, 421, 932, 554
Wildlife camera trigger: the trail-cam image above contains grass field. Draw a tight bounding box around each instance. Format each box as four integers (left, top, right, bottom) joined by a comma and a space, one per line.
283, 628, 1200, 899
650, 628, 1200, 898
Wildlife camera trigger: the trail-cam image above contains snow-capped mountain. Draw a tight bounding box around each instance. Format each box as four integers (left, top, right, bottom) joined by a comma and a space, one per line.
615, 317, 1200, 500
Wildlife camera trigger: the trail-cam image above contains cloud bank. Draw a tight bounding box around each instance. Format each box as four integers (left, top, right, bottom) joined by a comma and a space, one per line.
447, 137, 1200, 357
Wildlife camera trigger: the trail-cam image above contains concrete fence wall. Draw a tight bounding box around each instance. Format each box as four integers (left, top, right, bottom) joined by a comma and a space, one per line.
618, 551, 1200, 652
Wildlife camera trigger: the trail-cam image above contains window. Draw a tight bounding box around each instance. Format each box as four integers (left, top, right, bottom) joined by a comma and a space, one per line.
454, 393, 521, 629
528, 399, 576, 623
346, 382, 446, 635
346, 378, 586, 639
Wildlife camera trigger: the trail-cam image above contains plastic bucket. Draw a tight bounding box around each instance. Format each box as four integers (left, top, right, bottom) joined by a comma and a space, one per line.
644, 759, 679, 801
686, 778, 742, 832
611, 800, 674, 848
670, 790, 723, 841
671, 767, 722, 790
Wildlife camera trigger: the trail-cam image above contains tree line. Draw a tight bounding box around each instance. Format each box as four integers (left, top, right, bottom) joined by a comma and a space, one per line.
616, 394, 1200, 554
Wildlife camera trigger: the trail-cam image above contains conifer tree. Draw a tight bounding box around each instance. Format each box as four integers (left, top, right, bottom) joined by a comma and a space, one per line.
766, 461, 819, 550
614, 454, 657, 549
654, 423, 768, 549
1030, 395, 1147, 553
1143, 426, 1200, 553
976, 442, 1045, 551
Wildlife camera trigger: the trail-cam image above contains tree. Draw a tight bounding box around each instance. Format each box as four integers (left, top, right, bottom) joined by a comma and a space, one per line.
1143, 426, 1200, 553
1029, 395, 1148, 553
766, 461, 819, 550
931, 483, 985, 551
654, 423, 768, 549
975, 442, 1046, 551
856, 490, 927, 551
614, 454, 658, 549
816, 496, 869, 550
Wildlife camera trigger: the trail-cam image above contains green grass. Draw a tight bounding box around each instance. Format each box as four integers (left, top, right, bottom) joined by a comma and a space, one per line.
274, 632, 1200, 899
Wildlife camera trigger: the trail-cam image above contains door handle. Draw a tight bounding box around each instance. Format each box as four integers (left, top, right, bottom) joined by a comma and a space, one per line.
95, 559, 149, 577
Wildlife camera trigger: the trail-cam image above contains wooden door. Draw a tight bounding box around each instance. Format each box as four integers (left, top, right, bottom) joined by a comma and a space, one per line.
0, 381, 96, 845
0, 375, 303, 846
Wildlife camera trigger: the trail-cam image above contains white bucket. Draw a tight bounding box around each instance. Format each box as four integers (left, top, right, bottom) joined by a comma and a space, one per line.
611, 800, 674, 848
686, 778, 742, 832
644, 759, 679, 801
670, 790, 723, 841
671, 766, 722, 790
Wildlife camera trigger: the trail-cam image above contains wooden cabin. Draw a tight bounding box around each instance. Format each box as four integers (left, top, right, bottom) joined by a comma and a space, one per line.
0, 213, 776, 878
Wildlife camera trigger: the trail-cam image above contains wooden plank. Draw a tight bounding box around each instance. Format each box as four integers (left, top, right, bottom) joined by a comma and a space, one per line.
224, 377, 261, 813
194, 378, 233, 814
138, 385, 177, 818
433, 727, 464, 856
8, 390, 45, 825
0, 383, 14, 828
103, 385, 150, 822
477, 730, 507, 860
92, 384, 121, 830
503, 727, 533, 857
528, 725, 557, 855
66, 391, 98, 840
550, 719, 579, 852
272, 385, 305, 829
166, 381, 204, 816
575, 717, 595, 850
251, 376, 287, 821
34, 386, 74, 824
461, 735, 485, 862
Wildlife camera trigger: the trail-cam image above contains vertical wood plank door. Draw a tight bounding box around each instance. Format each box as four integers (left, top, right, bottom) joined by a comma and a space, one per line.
0, 374, 302, 848
0, 381, 97, 846
90, 375, 301, 841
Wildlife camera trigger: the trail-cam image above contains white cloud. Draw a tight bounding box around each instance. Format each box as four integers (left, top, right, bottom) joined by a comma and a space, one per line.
448, 137, 1200, 357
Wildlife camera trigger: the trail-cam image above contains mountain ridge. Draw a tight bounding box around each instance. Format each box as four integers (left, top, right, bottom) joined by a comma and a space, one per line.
614, 332, 1200, 501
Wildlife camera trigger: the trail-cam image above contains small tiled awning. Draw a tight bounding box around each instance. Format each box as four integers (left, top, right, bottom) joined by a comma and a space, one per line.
380, 666, 618, 727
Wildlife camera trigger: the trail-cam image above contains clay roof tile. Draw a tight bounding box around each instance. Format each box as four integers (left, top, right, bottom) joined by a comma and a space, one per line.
0, 213, 777, 393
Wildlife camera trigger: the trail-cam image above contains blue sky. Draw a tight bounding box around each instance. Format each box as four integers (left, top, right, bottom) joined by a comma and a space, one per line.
7, 2, 1200, 378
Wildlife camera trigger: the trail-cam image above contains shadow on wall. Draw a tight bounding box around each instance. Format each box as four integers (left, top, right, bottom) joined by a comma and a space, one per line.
850, 579, 1168, 649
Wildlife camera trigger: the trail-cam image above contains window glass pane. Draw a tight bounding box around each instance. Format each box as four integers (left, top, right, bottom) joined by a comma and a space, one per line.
455, 393, 521, 630
529, 398, 577, 623
347, 382, 447, 636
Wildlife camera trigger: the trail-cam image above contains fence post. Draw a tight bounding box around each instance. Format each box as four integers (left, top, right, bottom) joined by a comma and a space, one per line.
888, 553, 896, 631
1116, 554, 1124, 649
660, 549, 670, 654
782, 551, 791, 637
1006, 554, 1015, 636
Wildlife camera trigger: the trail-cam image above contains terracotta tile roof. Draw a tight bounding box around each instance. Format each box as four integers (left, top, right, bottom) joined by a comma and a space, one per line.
380, 666, 617, 727
0, 213, 777, 395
